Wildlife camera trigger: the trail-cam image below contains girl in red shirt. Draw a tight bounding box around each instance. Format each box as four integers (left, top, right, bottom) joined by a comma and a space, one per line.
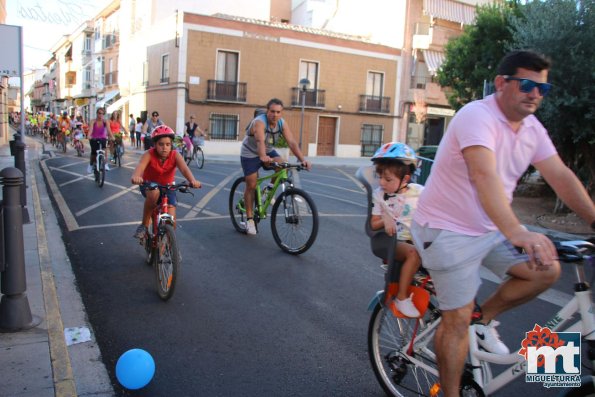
131, 125, 201, 238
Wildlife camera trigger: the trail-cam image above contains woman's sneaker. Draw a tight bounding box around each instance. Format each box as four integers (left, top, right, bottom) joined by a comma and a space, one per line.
87, 164, 93, 173
395, 293, 420, 318
474, 320, 510, 354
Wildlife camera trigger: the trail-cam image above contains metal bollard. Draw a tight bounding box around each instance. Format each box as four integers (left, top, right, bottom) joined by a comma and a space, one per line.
12, 134, 30, 224
0, 167, 40, 331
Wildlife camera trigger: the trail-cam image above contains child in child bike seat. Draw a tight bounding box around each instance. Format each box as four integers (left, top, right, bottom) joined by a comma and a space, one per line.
130, 125, 201, 239
370, 142, 424, 318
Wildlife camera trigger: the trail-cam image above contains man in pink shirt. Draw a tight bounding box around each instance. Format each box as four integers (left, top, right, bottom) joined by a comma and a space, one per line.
411, 50, 595, 397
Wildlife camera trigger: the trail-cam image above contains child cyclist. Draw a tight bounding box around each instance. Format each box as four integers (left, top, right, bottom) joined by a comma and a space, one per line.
370, 142, 424, 318
131, 125, 201, 239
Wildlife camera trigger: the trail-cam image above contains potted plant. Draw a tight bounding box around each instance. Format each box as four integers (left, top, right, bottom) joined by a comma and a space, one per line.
274, 134, 290, 159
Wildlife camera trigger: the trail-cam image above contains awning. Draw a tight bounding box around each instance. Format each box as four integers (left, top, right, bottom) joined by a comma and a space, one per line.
424, 0, 476, 25
107, 96, 129, 114
96, 90, 119, 108
422, 50, 446, 75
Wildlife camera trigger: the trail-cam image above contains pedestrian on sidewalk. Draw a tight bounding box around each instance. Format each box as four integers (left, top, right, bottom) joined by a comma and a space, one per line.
129, 114, 136, 147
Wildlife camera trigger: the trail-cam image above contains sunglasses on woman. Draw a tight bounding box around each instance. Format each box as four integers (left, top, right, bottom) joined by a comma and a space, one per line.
503, 76, 552, 96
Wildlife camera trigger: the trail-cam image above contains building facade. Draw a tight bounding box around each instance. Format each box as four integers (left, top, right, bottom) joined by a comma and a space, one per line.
37, 0, 491, 156
121, 12, 402, 156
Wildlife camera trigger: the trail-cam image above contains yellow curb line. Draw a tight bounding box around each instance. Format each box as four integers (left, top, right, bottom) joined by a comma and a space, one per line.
31, 158, 78, 397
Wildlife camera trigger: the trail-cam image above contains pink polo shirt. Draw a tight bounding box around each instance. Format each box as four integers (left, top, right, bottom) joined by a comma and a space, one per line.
413, 94, 557, 235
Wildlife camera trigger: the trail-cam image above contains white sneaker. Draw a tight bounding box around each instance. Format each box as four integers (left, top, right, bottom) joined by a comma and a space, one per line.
474, 321, 510, 354
87, 164, 93, 173
105, 163, 110, 171
246, 219, 257, 235
395, 293, 420, 318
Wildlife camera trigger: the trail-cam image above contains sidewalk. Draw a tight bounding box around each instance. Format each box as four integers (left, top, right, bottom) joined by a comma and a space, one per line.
0, 134, 114, 397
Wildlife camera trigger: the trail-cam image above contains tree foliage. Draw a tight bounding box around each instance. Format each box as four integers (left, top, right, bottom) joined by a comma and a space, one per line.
509, 0, 595, 190
437, 4, 519, 110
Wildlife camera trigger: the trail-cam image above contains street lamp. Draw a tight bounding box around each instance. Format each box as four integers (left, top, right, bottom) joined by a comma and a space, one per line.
298, 78, 310, 155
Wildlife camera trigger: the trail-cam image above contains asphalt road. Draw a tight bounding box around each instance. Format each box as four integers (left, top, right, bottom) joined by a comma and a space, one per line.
40, 144, 584, 396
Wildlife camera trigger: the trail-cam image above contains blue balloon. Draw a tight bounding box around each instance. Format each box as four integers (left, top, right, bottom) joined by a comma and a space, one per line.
116, 348, 155, 390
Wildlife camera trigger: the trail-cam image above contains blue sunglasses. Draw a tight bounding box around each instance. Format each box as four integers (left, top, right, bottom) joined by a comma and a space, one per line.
504, 76, 552, 96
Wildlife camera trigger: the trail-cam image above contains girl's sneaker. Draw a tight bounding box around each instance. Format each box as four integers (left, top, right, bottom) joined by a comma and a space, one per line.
396, 293, 420, 318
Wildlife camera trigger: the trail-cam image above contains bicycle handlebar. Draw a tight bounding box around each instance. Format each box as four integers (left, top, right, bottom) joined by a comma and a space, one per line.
554, 240, 594, 263
269, 161, 307, 171
139, 181, 195, 195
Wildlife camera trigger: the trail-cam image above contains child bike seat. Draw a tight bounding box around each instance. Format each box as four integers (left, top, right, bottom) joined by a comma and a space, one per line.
355, 165, 399, 272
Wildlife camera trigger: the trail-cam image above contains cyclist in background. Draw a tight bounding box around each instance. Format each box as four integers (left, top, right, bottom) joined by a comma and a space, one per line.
109, 110, 127, 161
410, 50, 595, 397
370, 142, 424, 318
240, 98, 311, 235
142, 111, 164, 150
87, 108, 114, 174
130, 125, 201, 239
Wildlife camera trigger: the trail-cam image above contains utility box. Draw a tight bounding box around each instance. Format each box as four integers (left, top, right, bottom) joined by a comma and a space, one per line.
414, 145, 438, 185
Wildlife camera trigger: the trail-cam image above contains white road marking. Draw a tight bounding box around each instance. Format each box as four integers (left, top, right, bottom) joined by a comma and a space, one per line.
183, 169, 242, 219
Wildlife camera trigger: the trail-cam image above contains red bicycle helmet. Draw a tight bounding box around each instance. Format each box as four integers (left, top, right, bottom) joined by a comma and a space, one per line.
150, 125, 175, 141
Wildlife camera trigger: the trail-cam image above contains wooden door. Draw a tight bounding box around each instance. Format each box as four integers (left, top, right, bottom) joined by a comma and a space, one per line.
317, 116, 336, 156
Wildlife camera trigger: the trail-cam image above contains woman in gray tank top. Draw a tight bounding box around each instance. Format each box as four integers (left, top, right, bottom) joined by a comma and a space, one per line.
142, 111, 164, 150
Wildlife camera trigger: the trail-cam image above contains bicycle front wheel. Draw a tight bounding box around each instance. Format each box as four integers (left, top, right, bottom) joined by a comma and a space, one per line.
116, 147, 122, 167
194, 147, 204, 169
229, 177, 255, 233
270, 188, 318, 255
154, 224, 180, 301
368, 301, 441, 397
96, 155, 105, 187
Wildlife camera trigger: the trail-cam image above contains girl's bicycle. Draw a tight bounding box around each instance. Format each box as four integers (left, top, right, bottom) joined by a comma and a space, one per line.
229, 162, 319, 255
139, 181, 194, 301
356, 165, 595, 397
73, 130, 85, 157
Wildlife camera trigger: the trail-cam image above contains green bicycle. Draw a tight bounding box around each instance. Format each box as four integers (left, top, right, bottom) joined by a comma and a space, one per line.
229, 162, 319, 255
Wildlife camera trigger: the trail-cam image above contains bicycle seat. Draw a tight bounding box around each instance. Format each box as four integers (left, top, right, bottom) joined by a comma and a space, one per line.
355, 165, 399, 268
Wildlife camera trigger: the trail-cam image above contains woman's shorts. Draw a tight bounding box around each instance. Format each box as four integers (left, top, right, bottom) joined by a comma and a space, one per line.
240, 150, 281, 176
410, 221, 529, 310
140, 184, 177, 206
89, 138, 107, 154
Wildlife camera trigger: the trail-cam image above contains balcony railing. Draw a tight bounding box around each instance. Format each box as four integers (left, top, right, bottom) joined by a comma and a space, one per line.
359, 95, 391, 113
410, 75, 434, 89
291, 87, 325, 108
207, 80, 247, 102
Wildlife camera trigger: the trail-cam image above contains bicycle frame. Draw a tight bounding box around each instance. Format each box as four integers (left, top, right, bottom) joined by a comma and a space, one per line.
150, 188, 175, 246
470, 269, 594, 394
96, 148, 106, 171
253, 167, 291, 219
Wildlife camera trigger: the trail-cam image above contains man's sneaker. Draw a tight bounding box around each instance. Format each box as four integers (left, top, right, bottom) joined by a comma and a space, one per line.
87, 164, 93, 174
133, 224, 148, 239
395, 293, 420, 318
474, 321, 510, 354
246, 219, 257, 235
105, 163, 110, 171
